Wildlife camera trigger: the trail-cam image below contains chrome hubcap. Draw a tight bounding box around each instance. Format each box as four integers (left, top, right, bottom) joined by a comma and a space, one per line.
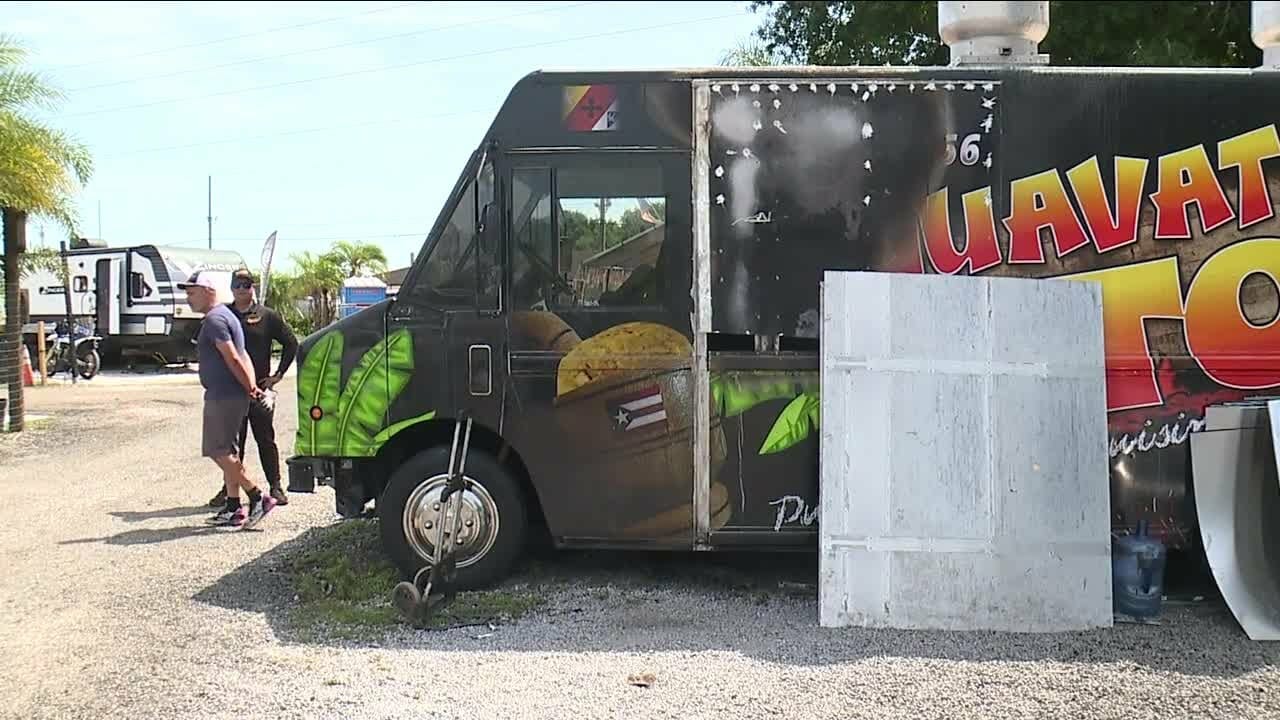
402, 473, 499, 569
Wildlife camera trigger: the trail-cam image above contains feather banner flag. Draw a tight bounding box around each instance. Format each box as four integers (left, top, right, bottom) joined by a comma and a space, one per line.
259, 230, 277, 302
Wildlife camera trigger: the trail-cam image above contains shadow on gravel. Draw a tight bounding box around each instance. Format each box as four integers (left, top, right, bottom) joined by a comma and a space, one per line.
109, 506, 212, 523
61, 524, 223, 546
192, 520, 1280, 680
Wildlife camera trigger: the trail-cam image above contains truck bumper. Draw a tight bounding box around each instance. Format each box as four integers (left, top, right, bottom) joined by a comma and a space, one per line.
286, 455, 370, 519
286, 456, 328, 494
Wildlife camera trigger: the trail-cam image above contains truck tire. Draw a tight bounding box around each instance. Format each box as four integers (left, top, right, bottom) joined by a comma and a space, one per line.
378, 445, 527, 590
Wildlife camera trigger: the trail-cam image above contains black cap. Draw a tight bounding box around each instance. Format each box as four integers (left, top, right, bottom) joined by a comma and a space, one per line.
232, 268, 256, 285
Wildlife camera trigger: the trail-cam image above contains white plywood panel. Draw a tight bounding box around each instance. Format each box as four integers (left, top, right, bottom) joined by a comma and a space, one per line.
819, 271, 1112, 632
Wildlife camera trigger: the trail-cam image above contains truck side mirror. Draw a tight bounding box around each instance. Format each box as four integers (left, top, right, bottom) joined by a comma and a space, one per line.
478, 202, 499, 254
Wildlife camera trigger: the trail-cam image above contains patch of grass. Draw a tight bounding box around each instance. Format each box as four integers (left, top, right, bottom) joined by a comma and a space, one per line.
423, 589, 545, 630
286, 519, 400, 640
284, 518, 544, 639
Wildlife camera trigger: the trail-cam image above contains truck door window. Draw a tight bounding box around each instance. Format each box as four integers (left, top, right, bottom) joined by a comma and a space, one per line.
419, 181, 478, 304
555, 162, 665, 308
510, 167, 557, 309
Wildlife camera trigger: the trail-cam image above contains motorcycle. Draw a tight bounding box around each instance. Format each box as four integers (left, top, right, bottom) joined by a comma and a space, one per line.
45, 321, 102, 381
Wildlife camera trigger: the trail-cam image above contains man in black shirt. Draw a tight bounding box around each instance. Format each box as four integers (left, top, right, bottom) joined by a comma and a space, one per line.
209, 269, 299, 507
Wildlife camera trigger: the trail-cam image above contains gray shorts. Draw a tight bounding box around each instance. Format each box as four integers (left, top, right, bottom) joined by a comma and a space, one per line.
203, 391, 249, 458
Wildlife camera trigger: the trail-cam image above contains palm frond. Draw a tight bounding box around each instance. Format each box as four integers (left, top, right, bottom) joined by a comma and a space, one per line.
0, 35, 93, 236
0, 34, 31, 68
0, 69, 64, 112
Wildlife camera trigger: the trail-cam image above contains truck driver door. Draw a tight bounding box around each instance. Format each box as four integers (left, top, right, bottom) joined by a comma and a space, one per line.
388, 147, 505, 432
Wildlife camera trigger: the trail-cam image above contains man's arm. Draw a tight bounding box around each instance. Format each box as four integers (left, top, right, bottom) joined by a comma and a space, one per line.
216, 340, 260, 397
269, 309, 299, 383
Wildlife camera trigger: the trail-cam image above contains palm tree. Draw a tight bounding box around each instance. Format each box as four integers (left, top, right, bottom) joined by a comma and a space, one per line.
0, 34, 93, 432
292, 250, 344, 328
326, 240, 388, 278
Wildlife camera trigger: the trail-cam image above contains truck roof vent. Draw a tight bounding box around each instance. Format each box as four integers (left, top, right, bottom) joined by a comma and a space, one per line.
938, 1, 1050, 66
1256, 1, 1280, 70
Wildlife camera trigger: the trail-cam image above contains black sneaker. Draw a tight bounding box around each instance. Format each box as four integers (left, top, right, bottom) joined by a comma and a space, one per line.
208, 487, 228, 507
206, 502, 239, 526
270, 485, 289, 506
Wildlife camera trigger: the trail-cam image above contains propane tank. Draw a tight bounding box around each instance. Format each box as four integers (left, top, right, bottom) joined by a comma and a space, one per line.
1255, 1, 1280, 69
937, 1, 1050, 66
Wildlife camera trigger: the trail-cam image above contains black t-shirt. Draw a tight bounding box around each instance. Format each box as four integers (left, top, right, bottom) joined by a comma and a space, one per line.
225, 301, 298, 381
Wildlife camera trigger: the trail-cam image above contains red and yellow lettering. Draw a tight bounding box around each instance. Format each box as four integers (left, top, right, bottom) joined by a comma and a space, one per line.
921, 187, 1002, 274
1184, 238, 1280, 389
1004, 169, 1091, 263
1065, 257, 1184, 411
1218, 125, 1280, 229
1149, 144, 1235, 238
1065, 155, 1149, 254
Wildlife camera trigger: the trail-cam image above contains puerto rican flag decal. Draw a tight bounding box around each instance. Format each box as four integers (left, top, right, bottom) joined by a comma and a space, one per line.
564, 85, 618, 132
608, 385, 667, 433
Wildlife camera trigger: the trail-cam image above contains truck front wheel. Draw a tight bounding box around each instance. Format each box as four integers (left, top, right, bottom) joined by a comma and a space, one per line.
378, 446, 527, 590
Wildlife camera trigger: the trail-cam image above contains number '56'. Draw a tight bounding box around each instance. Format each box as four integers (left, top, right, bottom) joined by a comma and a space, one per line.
943, 133, 982, 167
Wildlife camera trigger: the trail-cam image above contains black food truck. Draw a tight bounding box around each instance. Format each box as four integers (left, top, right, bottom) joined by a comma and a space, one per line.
286, 61, 1280, 588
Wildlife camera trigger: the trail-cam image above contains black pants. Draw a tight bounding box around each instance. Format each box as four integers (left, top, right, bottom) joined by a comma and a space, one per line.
237, 400, 281, 487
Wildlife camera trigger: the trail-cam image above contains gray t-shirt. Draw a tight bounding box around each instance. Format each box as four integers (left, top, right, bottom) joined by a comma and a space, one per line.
198, 304, 247, 397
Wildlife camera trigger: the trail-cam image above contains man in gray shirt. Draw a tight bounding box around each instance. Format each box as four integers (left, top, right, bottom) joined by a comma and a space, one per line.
178, 271, 278, 529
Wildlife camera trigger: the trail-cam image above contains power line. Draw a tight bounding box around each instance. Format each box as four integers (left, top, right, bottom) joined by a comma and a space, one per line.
69, 1, 599, 93
100, 107, 491, 158
69, 11, 742, 117
46, 1, 430, 72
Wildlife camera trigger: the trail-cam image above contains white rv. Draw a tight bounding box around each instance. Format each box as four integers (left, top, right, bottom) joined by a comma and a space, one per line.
22, 242, 247, 363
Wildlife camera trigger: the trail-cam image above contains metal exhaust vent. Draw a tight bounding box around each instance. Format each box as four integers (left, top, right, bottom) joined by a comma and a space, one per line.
938, 1, 1050, 66
1255, 1, 1280, 69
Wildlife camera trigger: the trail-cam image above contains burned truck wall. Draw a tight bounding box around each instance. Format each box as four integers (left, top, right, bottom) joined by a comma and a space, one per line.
708, 78, 997, 338
706, 70, 1280, 545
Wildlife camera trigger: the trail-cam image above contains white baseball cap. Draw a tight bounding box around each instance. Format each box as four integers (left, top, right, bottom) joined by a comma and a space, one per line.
176, 271, 217, 290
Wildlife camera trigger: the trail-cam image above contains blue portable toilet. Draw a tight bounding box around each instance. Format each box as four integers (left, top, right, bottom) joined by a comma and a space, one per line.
339, 275, 387, 319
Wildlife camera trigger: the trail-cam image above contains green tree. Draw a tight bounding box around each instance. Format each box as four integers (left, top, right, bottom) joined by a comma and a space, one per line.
326, 240, 388, 278
292, 250, 344, 329
0, 35, 93, 432
749, 1, 1261, 67
261, 268, 313, 338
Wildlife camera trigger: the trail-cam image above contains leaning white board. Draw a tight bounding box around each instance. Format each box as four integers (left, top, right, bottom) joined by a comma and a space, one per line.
1189, 400, 1280, 641
818, 271, 1112, 632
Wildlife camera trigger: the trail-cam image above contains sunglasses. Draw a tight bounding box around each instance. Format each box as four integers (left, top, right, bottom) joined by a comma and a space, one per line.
232, 280, 254, 289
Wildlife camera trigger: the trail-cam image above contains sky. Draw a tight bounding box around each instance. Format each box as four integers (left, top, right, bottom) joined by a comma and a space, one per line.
3, 0, 762, 274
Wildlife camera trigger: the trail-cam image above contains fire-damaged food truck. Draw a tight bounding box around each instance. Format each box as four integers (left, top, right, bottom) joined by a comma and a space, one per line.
287, 15, 1280, 590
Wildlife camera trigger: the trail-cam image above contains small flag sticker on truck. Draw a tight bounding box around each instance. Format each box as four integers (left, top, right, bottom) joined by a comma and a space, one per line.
608, 385, 667, 432
564, 85, 618, 132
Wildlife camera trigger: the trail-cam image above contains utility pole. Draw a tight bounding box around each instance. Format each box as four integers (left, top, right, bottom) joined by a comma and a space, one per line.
207, 176, 213, 249
597, 198, 611, 251
97, 201, 102, 240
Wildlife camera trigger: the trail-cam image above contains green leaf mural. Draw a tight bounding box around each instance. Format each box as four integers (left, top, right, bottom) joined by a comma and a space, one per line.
710, 373, 816, 418
759, 391, 821, 455
335, 328, 416, 457
295, 330, 344, 456
371, 410, 437, 447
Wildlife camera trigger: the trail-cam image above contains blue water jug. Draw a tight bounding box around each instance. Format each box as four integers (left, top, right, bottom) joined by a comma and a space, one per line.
1112, 520, 1167, 618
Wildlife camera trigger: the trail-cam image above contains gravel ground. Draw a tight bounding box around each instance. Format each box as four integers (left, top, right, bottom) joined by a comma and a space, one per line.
1, 378, 1277, 720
